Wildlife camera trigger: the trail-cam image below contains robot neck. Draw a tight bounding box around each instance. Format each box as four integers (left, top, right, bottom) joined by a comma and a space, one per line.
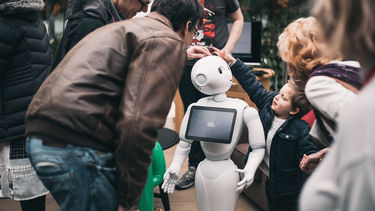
213, 93, 227, 102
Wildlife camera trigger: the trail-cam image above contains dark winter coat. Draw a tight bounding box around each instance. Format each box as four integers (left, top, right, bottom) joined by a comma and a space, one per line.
231, 59, 317, 198
52, 0, 120, 68
0, 1, 51, 143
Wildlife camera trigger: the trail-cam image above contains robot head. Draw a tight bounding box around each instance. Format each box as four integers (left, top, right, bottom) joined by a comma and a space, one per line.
191, 56, 232, 95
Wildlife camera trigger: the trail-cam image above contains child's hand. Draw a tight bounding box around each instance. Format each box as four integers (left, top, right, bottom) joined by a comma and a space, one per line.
299, 148, 330, 174
212, 47, 236, 65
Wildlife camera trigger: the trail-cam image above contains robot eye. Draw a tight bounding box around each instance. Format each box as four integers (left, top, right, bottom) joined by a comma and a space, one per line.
218, 66, 224, 74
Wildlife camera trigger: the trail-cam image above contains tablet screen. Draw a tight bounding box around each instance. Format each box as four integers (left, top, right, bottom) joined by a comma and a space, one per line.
186, 106, 237, 144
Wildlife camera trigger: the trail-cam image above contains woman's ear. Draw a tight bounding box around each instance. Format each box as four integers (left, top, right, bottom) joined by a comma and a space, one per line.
290, 107, 300, 116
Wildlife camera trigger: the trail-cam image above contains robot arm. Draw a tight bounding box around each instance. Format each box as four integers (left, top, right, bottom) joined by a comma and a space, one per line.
162, 107, 194, 194
161, 140, 191, 194
236, 107, 265, 193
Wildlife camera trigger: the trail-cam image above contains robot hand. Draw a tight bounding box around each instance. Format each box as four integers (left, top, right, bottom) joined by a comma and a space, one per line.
235, 169, 254, 193
161, 168, 180, 194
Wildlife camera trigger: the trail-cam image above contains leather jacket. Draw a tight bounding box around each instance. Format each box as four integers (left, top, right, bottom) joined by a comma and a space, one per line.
26, 12, 187, 208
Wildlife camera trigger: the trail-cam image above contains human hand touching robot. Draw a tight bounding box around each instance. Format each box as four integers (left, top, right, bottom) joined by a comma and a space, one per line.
187, 46, 212, 60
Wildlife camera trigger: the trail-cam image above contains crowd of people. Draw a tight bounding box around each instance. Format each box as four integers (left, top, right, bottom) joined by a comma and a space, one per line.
0, 0, 374, 210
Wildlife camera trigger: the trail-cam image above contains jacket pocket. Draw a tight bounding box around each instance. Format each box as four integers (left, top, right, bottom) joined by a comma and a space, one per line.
277, 133, 297, 154
278, 133, 297, 141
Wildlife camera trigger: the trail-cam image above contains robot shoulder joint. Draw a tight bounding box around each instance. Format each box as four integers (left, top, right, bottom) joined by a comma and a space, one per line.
243, 107, 260, 123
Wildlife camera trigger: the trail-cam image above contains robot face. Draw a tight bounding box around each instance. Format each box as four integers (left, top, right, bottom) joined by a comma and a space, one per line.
191, 56, 233, 95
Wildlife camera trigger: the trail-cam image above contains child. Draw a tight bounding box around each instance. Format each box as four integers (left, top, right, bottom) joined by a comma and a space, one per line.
214, 48, 318, 211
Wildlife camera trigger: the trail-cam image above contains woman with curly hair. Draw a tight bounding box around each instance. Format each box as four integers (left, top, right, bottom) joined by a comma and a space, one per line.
277, 17, 361, 174
300, 0, 375, 210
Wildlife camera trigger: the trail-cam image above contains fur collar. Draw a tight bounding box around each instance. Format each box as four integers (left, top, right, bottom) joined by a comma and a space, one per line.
0, 0, 44, 15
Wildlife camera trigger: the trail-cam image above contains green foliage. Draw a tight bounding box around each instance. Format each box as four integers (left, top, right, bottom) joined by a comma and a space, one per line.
239, 0, 310, 90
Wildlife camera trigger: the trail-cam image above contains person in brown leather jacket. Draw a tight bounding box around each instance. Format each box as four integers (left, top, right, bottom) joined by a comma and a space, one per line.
24, 0, 203, 210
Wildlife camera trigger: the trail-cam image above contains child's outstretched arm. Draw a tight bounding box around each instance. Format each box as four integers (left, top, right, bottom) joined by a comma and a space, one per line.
213, 47, 275, 110
213, 47, 236, 65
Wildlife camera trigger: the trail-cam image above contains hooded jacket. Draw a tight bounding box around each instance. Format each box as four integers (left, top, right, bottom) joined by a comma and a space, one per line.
0, 0, 51, 144
52, 0, 120, 68
25, 12, 187, 208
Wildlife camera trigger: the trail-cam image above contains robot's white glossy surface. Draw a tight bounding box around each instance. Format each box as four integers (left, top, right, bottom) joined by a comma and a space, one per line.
162, 56, 265, 211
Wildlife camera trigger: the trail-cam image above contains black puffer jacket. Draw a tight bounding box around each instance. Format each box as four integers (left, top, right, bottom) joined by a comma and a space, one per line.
0, 3, 51, 143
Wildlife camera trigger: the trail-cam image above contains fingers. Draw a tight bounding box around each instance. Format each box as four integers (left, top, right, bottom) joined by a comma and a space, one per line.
237, 179, 246, 187
300, 154, 308, 169
236, 184, 245, 193
212, 46, 220, 53
320, 147, 330, 157
190, 53, 205, 59
234, 169, 245, 174
236, 178, 250, 193
161, 180, 168, 192
161, 178, 176, 194
187, 46, 210, 60
162, 170, 179, 194
194, 46, 211, 56
167, 182, 176, 194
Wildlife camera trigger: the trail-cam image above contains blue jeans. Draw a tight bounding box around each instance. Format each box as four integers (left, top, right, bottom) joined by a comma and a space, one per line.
26, 136, 118, 211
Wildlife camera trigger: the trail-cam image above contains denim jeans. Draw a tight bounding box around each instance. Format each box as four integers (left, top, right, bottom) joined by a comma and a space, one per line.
26, 136, 118, 211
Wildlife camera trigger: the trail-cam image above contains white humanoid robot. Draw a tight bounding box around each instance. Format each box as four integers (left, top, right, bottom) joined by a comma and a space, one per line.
162, 56, 265, 211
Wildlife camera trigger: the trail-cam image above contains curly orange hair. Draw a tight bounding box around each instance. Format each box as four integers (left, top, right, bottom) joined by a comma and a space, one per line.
277, 17, 335, 86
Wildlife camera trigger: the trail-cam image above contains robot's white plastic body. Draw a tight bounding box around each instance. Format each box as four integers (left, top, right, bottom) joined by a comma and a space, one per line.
162, 56, 265, 211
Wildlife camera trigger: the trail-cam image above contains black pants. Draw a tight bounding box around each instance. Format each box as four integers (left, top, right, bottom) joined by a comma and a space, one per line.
20, 195, 46, 211
265, 180, 298, 211
178, 59, 207, 168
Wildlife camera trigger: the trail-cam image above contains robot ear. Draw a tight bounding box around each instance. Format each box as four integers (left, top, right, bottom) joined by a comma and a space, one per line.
196, 74, 208, 85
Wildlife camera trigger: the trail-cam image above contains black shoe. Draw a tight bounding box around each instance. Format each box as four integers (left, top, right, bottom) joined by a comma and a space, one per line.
175, 166, 196, 190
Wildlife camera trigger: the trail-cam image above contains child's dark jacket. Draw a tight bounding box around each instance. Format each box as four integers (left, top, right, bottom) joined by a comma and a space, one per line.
231, 59, 317, 198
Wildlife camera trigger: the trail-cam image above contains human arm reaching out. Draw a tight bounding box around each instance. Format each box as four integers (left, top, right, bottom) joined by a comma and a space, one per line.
213, 47, 236, 65
236, 107, 265, 193
222, 8, 244, 54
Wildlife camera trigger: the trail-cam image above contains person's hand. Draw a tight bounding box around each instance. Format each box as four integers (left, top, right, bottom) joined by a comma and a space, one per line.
186, 46, 211, 60
212, 47, 236, 65
161, 168, 180, 194
300, 148, 330, 174
235, 169, 254, 193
